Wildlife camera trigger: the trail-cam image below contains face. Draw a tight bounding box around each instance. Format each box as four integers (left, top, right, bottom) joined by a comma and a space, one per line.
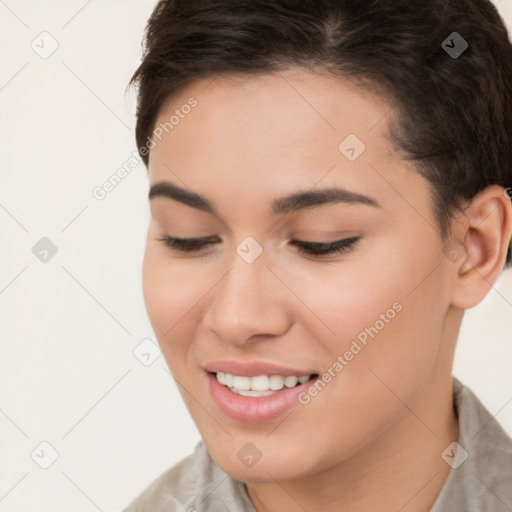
142, 67, 456, 483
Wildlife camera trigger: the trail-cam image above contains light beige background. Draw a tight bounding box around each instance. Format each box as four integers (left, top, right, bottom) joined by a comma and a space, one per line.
0, 1, 511, 510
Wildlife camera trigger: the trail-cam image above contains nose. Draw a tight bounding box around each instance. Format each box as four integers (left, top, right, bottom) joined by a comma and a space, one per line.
202, 250, 291, 346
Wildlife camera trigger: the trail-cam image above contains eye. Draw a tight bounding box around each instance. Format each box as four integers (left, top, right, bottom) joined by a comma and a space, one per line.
157, 235, 361, 257
157, 235, 219, 253
289, 236, 361, 257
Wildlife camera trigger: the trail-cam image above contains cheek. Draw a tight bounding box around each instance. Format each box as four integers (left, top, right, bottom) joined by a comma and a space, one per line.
141, 243, 203, 360
142, 243, 169, 332
284, 258, 445, 463
296, 241, 445, 395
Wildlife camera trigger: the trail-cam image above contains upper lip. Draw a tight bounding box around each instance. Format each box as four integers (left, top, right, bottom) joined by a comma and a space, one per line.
203, 360, 318, 377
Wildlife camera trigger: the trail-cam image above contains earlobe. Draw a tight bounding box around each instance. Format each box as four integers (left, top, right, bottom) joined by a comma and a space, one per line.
450, 185, 512, 309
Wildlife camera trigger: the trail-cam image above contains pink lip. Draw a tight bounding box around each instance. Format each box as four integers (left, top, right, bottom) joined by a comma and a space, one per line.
206, 372, 320, 423
203, 359, 318, 377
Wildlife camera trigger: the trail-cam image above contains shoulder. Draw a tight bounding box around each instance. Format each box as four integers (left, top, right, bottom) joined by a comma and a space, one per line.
121, 443, 199, 512
431, 376, 512, 512
121, 440, 254, 512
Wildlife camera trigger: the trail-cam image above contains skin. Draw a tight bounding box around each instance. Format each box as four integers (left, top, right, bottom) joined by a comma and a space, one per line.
142, 67, 512, 512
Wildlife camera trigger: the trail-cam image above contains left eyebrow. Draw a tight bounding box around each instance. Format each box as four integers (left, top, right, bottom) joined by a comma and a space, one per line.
271, 187, 380, 215
148, 181, 380, 216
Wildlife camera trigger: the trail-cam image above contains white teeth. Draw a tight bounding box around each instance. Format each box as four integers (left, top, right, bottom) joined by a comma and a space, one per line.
215, 372, 313, 393
251, 375, 269, 391
284, 376, 298, 388
269, 375, 285, 390
232, 376, 251, 390
236, 389, 275, 397
224, 372, 234, 387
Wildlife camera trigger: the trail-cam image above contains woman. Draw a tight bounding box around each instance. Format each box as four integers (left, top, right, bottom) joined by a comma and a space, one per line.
123, 0, 512, 510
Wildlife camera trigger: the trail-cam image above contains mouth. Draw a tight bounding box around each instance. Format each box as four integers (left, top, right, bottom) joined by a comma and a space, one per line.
208, 371, 320, 397
206, 370, 320, 423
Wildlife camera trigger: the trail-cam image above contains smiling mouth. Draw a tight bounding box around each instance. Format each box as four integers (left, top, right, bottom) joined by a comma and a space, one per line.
209, 371, 319, 397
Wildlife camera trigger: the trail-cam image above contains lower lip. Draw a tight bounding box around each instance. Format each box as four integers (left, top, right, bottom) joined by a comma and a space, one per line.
206, 372, 319, 423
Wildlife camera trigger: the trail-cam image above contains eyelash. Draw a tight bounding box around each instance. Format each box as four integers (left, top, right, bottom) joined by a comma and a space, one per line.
157, 235, 361, 257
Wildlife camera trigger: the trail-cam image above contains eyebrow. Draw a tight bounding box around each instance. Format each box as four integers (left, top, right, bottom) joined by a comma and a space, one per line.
148, 181, 380, 215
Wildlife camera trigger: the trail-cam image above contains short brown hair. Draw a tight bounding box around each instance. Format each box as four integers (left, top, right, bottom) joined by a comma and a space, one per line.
128, 0, 512, 266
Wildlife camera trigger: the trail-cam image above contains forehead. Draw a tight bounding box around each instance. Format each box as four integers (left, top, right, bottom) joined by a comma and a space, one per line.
147, 67, 426, 217
150, 67, 395, 159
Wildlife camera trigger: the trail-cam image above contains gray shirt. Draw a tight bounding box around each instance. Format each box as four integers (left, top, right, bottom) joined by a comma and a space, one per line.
122, 376, 512, 512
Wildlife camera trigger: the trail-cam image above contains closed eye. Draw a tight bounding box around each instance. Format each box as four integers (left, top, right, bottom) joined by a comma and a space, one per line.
157, 235, 218, 253
157, 235, 361, 258
289, 236, 360, 256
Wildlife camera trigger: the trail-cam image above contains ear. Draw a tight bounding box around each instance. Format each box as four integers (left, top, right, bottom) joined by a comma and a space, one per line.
448, 185, 512, 310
